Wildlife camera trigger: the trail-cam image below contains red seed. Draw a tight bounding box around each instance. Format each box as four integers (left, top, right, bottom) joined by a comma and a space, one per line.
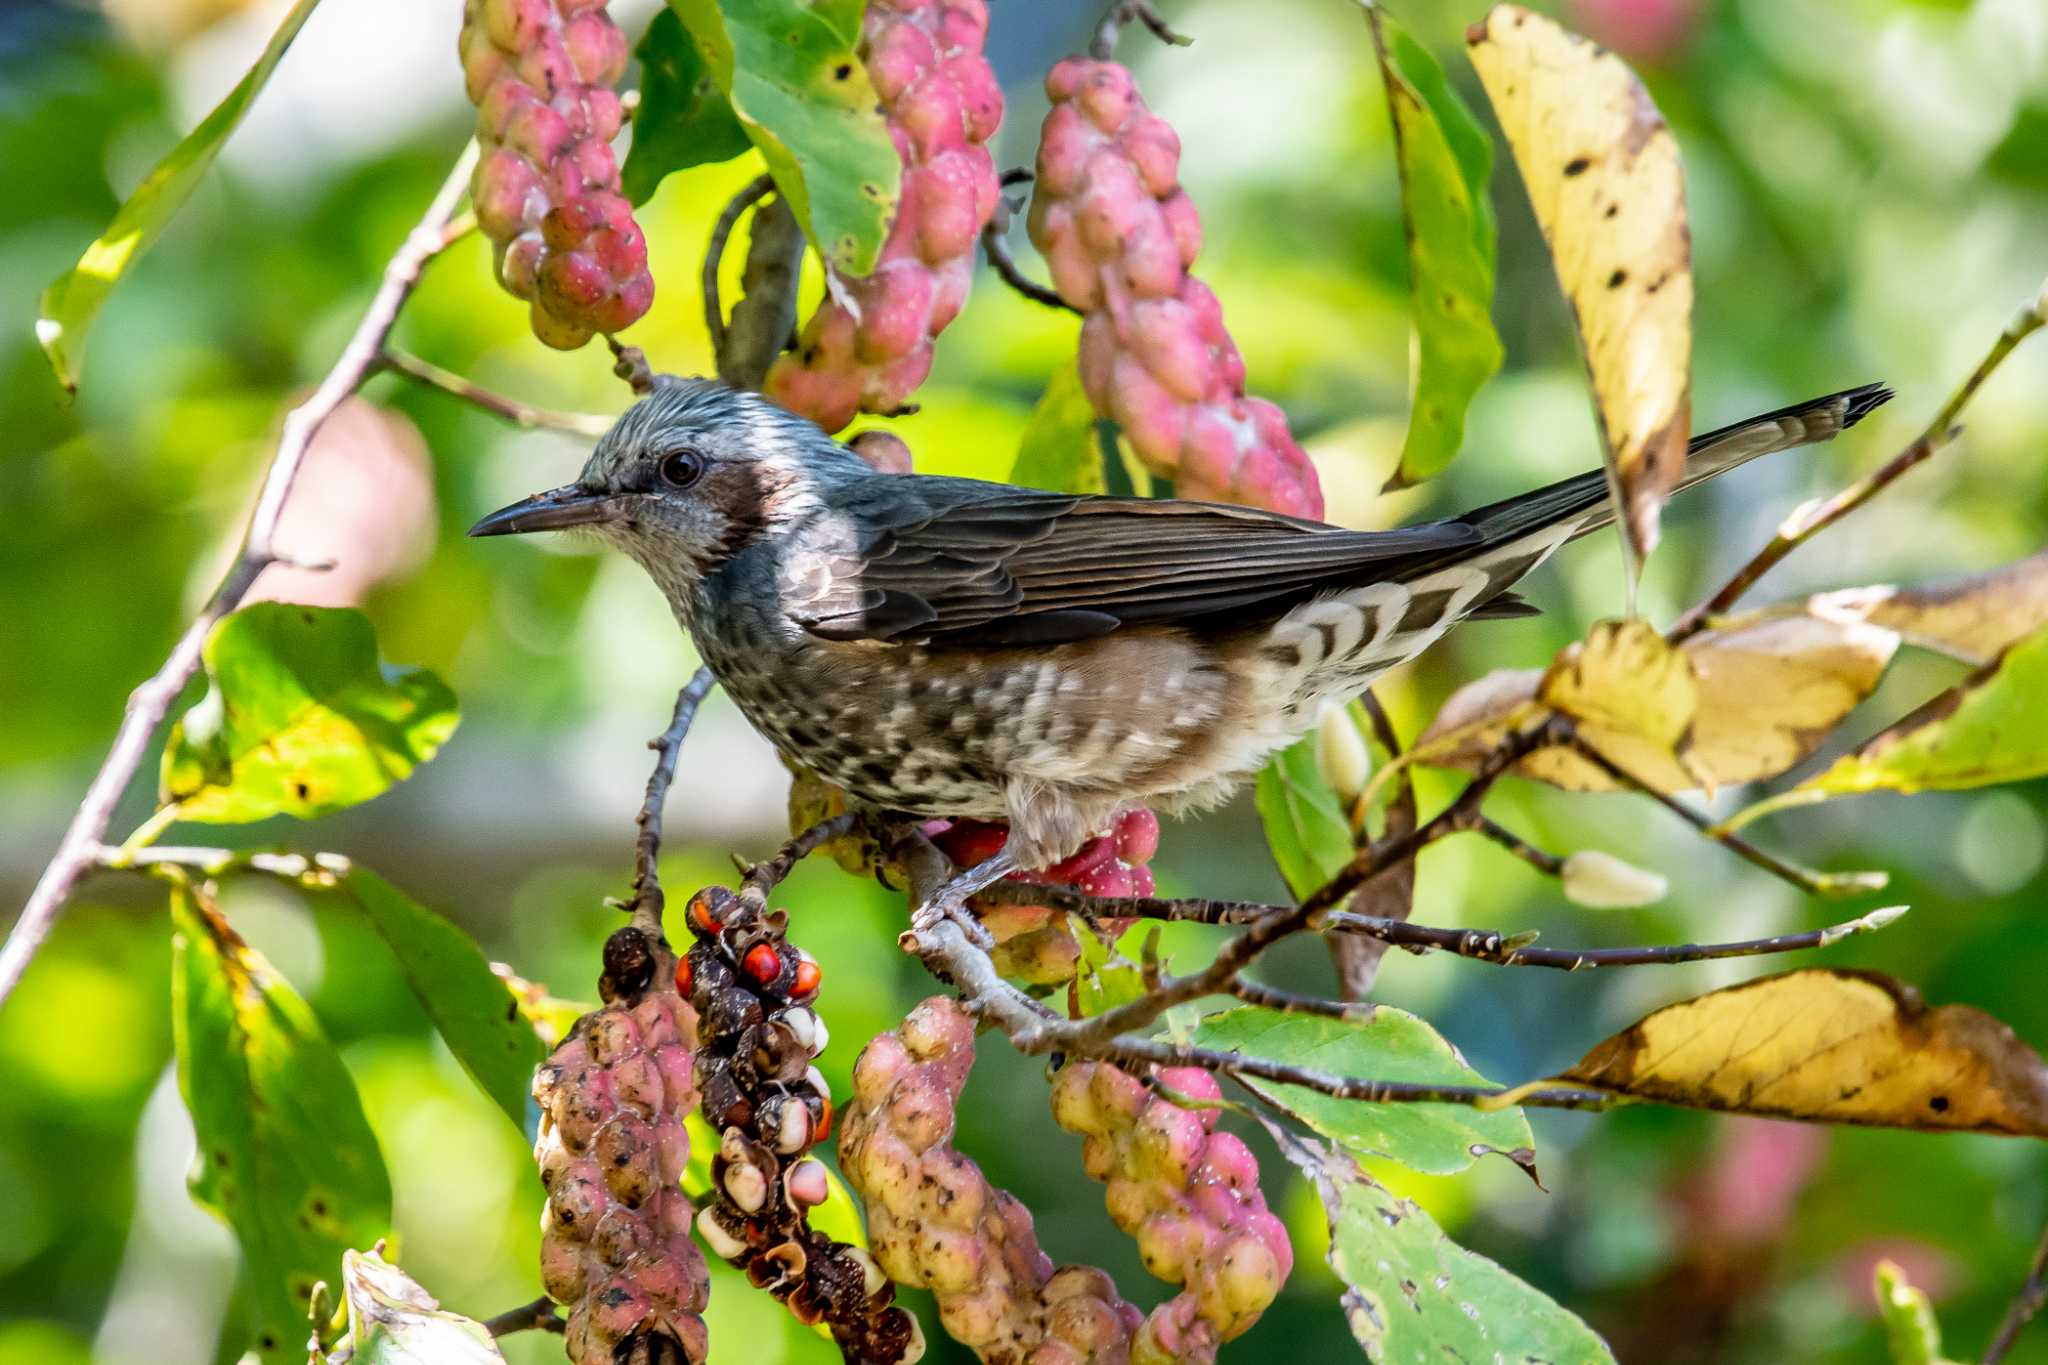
792, 957, 822, 999
688, 890, 723, 935
742, 942, 782, 985
673, 955, 693, 997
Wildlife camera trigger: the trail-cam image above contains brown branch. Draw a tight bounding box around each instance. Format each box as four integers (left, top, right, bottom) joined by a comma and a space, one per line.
1090, 0, 1192, 58
1327, 904, 1905, 970
981, 170, 1077, 314
1227, 979, 1374, 1020
606, 336, 658, 396
1564, 737, 1885, 898
701, 172, 776, 360
624, 667, 718, 937
714, 182, 804, 390
740, 812, 862, 903
1671, 289, 2045, 640
378, 348, 613, 435
0, 142, 481, 1013
1985, 1215, 2048, 1364
481, 1295, 564, 1338
1474, 817, 1565, 877
1334, 691, 1417, 998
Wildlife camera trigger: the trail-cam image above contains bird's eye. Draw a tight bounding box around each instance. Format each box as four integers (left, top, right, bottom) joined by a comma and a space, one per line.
658, 448, 706, 488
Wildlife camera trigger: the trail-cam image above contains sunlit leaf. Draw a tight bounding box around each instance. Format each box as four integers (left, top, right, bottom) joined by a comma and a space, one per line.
38, 0, 324, 392
623, 8, 753, 204
1420, 611, 1896, 791
1071, 927, 1148, 1017
1254, 735, 1353, 899
1266, 1123, 1614, 1364
1874, 1259, 1960, 1365
1194, 1007, 1535, 1178
1537, 617, 1696, 781
171, 884, 390, 1365
1467, 4, 1692, 566
331, 870, 544, 1133
1730, 626, 2048, 828
1367, 10, 1503, 489
160, 604, 459, 824
493, 965, 593, 1049
1009, 361, 1105, 494
1816, 549, 2048, 666
668, 0, 901, 275
338, 1249, 507, 1365
1557, 968, 2048, 1135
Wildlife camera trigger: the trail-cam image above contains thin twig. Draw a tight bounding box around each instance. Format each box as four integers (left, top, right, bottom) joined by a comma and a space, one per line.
481, 1296, 565, 1338
1565, 737, 1886, 898
1474, 817, 1566, 877
625, 668, 718, 937
1228, 979, 1375, 1019
0, 142, 482, 1013
1090, 0, 1192, 58
741, 812, 862, 902
607, 336, 658, 396
1984, 1214, 2048, 1364
981, 170, 1077, 314
701, 173, 776, 364
378, 349, 613, 435
1671, 290, 2045, 640
1327, 904, 1907, 970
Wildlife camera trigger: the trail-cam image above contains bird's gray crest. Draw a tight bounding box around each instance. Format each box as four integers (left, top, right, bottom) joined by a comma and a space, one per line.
578, 377, 865, 490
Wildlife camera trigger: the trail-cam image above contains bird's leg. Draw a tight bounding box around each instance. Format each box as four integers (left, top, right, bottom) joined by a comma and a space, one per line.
909, 845, 1021, 950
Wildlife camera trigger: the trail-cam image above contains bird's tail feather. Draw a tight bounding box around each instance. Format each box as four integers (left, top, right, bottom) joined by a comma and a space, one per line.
1451, 382, 1893, 551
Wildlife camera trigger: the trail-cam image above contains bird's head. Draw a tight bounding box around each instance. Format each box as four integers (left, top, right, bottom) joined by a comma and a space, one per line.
469, 378, 867, 596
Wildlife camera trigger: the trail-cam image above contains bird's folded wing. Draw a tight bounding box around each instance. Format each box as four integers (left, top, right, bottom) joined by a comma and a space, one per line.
784, 486, 1481, 647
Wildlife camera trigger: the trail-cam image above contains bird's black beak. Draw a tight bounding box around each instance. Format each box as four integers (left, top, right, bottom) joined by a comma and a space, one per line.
468, 484, 619, 537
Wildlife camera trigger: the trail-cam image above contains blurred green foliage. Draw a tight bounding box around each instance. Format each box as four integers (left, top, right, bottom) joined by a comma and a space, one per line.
5, 0, 2048, 1361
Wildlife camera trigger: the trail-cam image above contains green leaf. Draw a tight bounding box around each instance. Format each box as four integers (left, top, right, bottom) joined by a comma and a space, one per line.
1072, 926, 1149, 1017
1368, 9, 1504, 490
171, 884, 390, 1365
330, 869, 543, 1132
338, 1249, 507, 1365
668, 0, 901, 275
160, 604, 459, 824
1874, 1259, 1958, 1365
1268, 1123, 1614, 1364
1254, 735, 1353, 899
622, 8, 753, 205
37, 0, 324, 392
1009, 362, 1106, 494
1194, 1006, 1535, 1177
1727, 626, 2048, 830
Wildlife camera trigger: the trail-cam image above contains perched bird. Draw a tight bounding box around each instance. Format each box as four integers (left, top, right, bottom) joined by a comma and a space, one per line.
472, 379, 1889, 928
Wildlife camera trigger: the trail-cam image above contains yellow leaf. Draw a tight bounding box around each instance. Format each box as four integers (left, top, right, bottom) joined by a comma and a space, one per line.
1556, 968, 2048, 1136
1418, 611, 1897, 792
1466, 5, 1692, 567
1814, 549, 2048, 666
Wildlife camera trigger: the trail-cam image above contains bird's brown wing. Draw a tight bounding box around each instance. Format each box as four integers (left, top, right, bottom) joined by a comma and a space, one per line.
784, 486, 1484, 646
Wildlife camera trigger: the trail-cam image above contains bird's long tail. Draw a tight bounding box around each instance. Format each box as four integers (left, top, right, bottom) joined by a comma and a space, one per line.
1451, 383, 1893, 552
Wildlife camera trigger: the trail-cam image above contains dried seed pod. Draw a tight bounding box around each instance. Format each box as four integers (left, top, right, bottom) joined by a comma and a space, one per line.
533, 928, 710, 1364
842, 997, 1147, 1362
765, 0, 1003, 429
1027, 58, 1321, 518
461, 0, 652, 348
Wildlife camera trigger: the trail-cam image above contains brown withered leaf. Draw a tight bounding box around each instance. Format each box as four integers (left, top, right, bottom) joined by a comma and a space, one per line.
1418, 612, 1897, 792
1466, 4, 1692, 567
1813, 549, 2048, 666
1558, 968, 2048, 1136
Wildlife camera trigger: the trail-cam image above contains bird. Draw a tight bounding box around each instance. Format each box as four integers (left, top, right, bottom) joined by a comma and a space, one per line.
471, 378, 1890, 933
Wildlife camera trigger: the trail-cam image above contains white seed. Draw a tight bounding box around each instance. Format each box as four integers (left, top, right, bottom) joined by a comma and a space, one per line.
785, 1158, 830, 1208
696, 1205, 748, 1260
723, 1159, 770, 1214
1561, 850, 1668, 909
780, 1005, 829, 1057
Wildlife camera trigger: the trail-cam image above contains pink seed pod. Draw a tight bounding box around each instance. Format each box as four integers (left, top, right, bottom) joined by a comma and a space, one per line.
841, 997, 1147, 1362
533, 929, 710, 1364
459, 0, 652, 349
1027, 58, 1323, 519
766, 0, 1004, 430
1049, 1062, 1294, 1359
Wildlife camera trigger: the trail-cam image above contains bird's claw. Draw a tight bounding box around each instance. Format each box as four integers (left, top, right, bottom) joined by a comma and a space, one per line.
910, 888, 995, 951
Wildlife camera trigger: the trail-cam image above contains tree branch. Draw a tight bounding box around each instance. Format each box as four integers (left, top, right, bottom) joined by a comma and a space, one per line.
1985, 1214, 2048, 1364
701, 173, 776, 361
1090, 0, 1192, 58
741, 812, 862, 903
378, 348, 613, 434
481, 1295, 564, 1338
0, 142, 481, 1013
1671, 286, 2045, 640
623, 667, 718, 937
982, 170, 1077, 314
715, 185, 804, 390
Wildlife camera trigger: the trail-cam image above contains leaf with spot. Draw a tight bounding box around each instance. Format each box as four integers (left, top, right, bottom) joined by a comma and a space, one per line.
1467, 3, 1693, 569
1254, 734, 1353, 899
1556, 968, 2048, 1134
337, 1249, 507, 1365
667, 0, 901, 275
1366, 8, 1504, 489
326, 867, 544, 1133
38, 0, 324, 393
171, 883, 390, 1365
1009, 361, 1106, 494
622, 7, 753, 205
1728, 625, 2048, 829
1194, 1006, 1536, 1178
1264, 1120, 1614, 1364
159, 604, 459, 824
1419, 609, 1898, 792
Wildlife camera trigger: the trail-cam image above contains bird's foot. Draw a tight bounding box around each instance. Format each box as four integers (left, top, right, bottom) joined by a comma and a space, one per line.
909, 883, 995, 951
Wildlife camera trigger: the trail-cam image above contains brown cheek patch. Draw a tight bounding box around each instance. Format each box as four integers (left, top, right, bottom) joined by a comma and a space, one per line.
704, 461, 775, 558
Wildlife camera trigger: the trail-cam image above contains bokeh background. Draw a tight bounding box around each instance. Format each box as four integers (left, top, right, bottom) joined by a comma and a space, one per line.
6, 0, 2048, 1360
